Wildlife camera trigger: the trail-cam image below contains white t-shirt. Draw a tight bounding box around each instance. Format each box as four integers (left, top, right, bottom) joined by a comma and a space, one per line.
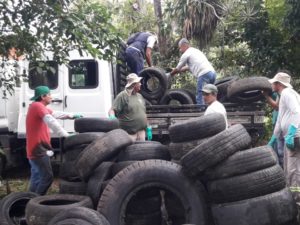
204, 100, 228, 128
147, 36, 157, 49
274, 88, 300, 137
176, 47, 215, 78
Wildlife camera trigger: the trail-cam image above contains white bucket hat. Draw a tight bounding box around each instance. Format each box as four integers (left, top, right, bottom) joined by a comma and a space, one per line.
125, 73, 142, 88
268, 72, 292, 88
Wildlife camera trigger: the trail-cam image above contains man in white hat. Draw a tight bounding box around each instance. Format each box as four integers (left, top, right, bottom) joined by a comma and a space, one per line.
202, 84, 228, 128
108, 73, 152, 141
170, 38, 216, 105
268, 72, 300, 209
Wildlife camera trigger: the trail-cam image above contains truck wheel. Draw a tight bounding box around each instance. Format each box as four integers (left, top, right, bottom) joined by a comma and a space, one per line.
97, 160, 210, 225
215, 76, 239, 102
181, 124, 251, 176
86, 162, 114, 208
227, 77, 272, 103
169, 113, 226, 143
64, 132, 105, 150
211, 188, 297, 225
204, 145, 277, 180
76, 129, 132, 180
0, 192, 39, 225
207, 164, 285, 203
168, 137, 209, 160
25, 194, 93, 225
117, 142, 170, 161
48, 207, 109, 225
74, 118, 119, 133
159, 89, 194, 105
59, 179, 87, 195
139, 67, 168, 101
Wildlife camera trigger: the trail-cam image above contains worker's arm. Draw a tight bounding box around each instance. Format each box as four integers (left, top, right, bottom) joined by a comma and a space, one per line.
145, 47, 152, 67
262, 91, 279, 110
43, 114, 69, 137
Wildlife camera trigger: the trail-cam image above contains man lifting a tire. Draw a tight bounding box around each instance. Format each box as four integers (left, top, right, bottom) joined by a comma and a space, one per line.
170, 38, 216, 105
108, 74, 152, 141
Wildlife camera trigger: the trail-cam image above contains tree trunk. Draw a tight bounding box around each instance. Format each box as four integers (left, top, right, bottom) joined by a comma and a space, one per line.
153, 0, 167, 57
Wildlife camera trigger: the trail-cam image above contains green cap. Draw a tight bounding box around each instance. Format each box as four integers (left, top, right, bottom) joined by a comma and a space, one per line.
30, 86, 50, 101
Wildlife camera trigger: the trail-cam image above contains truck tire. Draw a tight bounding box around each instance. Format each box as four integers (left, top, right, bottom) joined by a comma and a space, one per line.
111, 161, 138, 176
207, 164, 285, 203
48, 206, 109, 225
127, 195, 161, 215
63, 146, 88, 161
117, 142, 170, 161
76, 129, 132, 180
97, 160, 210, 225
59, 161, 80, 181
48, 218, 93, 225
74, 118, 119, 133
204, 145, 277, 180
211, 188, 297, 225
227, 77, 272, 103
64, 132, 105, 150
25, 194, 93, 225
0, 192, 39, 225
125, 211, 162, 225
86, 162, 114, 208
139, 67, 168, 101
215, 76, 239, 102
59, 179, 87, 195
169, 113, 226, 143
159, 89, 194, 105
181, 124, 251, 176
168, 137, 209, 160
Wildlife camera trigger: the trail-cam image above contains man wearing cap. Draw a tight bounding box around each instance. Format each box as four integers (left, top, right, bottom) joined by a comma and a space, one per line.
202, 84, 228, 128
125, 32, 158, 75
108, 73, 152, 141
268, 72, 300, 208
26, 86, 81, 195
170, 38, 216, 105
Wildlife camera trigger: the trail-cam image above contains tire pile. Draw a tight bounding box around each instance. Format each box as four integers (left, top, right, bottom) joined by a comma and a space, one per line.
0, 116, 297, 225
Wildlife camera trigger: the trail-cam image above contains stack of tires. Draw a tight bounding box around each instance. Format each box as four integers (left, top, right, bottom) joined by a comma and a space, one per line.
167, 114, 298, 225
215, 76, 272, 104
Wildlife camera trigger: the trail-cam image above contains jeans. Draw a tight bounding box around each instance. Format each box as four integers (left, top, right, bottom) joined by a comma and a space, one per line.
273, 137, 284, 167
29, 155, 53, 195
197, 71, 217, 105
125, 47, 144, 75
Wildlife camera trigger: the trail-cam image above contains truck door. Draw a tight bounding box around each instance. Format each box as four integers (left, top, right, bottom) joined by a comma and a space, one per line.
62, 59, 113, 131
18, 61, 64, 137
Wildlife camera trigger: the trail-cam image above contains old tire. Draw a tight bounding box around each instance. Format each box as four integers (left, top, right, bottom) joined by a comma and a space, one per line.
204, 145, 277, 180
64, 133, 105, 150
48, 206, 110, 225
59, 179, 87, 195
111, 161, 138, 176
25, 194, 93, 225
227, 77, 272, 103
181, 124, 251, 176
59, 161, 80, 181
74, 118, 119, 133
86, 162, 114, 208
117, 142, 170, 161
97, 160, 209, 225
159, 89, 194, 105
0, 192, 39, 225
211, 188, 297, 225
215, 76, 239, 102
207, 164, 285, 203
63, 146, 88, 162
139, 67, 168, 101
76, 129, 132, 180
169, 113, 226, 143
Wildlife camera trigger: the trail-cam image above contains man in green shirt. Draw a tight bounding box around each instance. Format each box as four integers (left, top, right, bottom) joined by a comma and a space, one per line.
109, 73, 152, 141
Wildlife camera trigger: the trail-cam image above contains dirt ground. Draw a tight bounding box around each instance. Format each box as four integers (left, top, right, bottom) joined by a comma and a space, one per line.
0, 164, 60, 199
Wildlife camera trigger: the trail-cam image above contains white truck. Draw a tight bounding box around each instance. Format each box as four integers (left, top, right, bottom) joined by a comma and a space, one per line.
0, 51, 266, 170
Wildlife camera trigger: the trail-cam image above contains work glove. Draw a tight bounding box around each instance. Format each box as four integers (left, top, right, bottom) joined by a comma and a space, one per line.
73, 114, 83, 119
268, 135, 277, 149
285, 125, 298, 150
109, 115, 117, 120
146, 126, 152, 141
46, 150, 54, 157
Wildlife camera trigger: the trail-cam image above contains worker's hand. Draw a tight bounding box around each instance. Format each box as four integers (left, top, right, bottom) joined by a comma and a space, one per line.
268, 135, 277, 148
46, 150, 54, 157
285, 125, 297, 150
146, 126, 152, 141
261, 90, 270, 98
73, 114, 83, 119
109, 115, 117, 120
